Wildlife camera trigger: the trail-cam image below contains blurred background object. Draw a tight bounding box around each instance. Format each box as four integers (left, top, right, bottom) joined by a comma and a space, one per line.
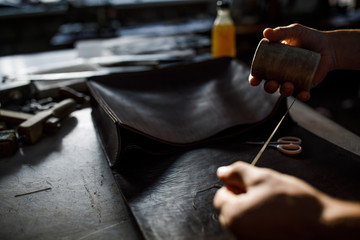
1, 0, 360, 57
1, 0, 360, 135
0, 0, 214, 56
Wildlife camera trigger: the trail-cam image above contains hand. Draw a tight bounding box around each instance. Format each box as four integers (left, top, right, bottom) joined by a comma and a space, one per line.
213, 161, 360, 239
249, 23, 336, 101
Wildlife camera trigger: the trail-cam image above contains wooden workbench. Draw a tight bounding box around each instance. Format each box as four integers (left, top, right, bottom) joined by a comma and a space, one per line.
0, 98, 359, 239
0, 46, 359, 239
0, 108, 143, 240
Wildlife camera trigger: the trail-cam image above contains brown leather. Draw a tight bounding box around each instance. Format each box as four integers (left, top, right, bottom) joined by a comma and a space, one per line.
88, 58, 281, 166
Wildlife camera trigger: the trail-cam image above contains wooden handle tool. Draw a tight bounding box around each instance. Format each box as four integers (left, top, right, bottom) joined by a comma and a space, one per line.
18, 98, 76, 144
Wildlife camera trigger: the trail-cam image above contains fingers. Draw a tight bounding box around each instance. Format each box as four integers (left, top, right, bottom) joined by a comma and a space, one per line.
279, 81, 294, 96
264, 80, 279, 94
249, 74, 311, 101
216, 162, 247, 184
213, 187, 244, 232
250, 74, 281, 94
213, 185, 237, 210
248, 74, 261, 86
297, 91, 311, 102
216, 165, 246, 194
250, 24, 318, 101
214, 162, 269, 229
213, 162, 255, 224
263, 23, 305, 46
216, 161, 263, 189
250, 74, 294, 96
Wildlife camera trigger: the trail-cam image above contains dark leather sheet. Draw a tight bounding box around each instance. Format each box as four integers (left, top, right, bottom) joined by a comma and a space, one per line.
88, 58, 282, 167
113, 103, 360, 239
89, 58, 281, 145
88, 58, 360, 239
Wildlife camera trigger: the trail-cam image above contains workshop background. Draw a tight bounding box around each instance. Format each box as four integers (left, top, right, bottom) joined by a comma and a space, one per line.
1, 0, 360, 136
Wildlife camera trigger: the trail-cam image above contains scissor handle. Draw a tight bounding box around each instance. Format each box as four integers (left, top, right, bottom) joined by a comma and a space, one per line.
277, 136, 302, 144
277, 143, 302, 155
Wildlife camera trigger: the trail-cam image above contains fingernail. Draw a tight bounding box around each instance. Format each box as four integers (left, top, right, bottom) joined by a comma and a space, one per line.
217, 166, 229, 176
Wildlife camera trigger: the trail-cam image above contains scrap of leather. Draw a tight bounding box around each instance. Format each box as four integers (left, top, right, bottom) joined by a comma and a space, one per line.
88, 58, 281, 166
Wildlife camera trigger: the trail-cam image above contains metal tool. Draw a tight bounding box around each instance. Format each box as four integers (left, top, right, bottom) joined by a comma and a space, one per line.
247, 136, 302, 155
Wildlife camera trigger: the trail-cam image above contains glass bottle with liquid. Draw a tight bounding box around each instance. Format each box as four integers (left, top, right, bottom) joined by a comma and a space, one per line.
211, 0, 236, 58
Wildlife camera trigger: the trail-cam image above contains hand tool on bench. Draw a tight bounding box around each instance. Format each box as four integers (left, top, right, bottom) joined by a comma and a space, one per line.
17, 98, 76, 144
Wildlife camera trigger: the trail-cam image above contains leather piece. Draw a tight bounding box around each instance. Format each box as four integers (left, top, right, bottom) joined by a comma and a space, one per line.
113, 110, 360, 240
88, 58, 360, 239
88, 58, 281, 145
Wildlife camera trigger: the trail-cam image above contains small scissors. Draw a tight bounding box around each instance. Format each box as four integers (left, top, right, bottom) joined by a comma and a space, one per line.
246, 136, 302, 155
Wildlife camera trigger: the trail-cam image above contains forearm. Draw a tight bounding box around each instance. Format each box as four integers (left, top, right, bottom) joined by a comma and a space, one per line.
326, 29, 360, 71
319, 195, 360, 239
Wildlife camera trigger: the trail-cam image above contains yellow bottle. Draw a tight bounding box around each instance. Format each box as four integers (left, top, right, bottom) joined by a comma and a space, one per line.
212, 0, 236, 58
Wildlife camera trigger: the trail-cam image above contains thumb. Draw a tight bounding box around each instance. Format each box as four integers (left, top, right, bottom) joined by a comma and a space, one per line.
217, 165, 246, 194
216, 162, 259, 193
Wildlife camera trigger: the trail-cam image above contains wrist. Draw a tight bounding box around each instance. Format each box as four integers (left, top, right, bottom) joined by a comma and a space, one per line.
325, 29, 360, 71
319, 195, 360, 239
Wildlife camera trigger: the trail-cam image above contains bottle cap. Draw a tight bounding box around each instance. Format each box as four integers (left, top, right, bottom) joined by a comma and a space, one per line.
217, 0, 230, 9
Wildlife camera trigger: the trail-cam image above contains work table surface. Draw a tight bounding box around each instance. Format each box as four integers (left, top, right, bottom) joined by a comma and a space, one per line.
0, 99, 359, 239
0, 108, 142, 240
0, 46, 359, 239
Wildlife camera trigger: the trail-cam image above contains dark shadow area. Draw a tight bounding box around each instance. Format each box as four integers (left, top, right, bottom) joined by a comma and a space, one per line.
306, 70, 360, 136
